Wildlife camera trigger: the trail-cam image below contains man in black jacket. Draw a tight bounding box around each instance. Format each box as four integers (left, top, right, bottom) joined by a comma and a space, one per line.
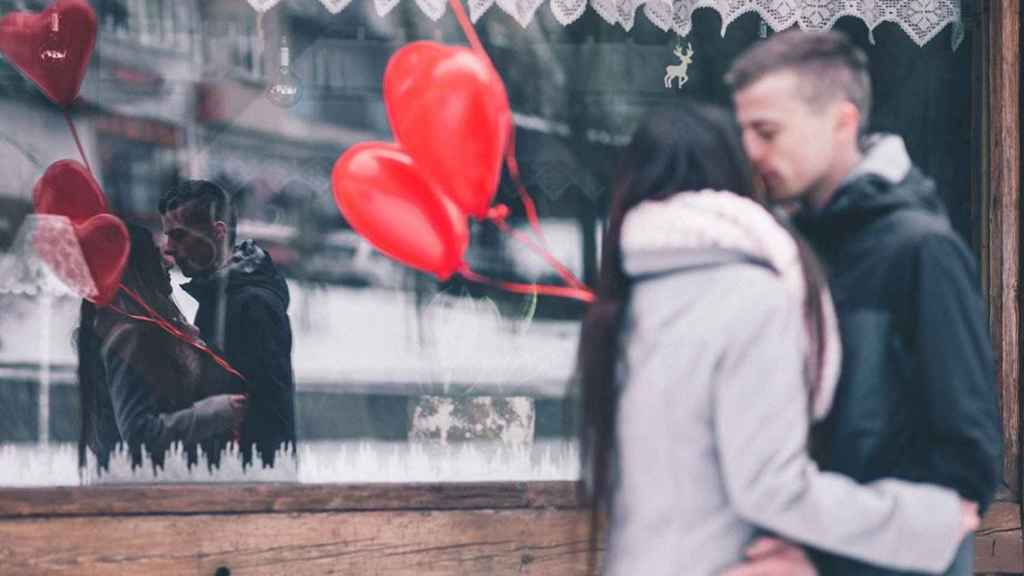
159, 180, 296, 467
724, 31, 1001, 576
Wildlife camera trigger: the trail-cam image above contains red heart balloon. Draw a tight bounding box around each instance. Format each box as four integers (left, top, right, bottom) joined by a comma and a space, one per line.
73, 214, 130, 307
332, 142, 469, 280
32, 159, 128, 306
32, 159, 107, 225
384, 41, 512, 220
0, 0, 97, 108
32, 213, 129, 307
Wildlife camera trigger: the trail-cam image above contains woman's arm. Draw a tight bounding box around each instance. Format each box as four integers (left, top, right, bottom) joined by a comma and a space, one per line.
711, 280, 965, 574
102, 324, 243, 453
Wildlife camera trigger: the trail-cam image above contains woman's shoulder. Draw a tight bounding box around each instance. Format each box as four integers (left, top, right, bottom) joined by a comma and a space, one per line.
631, 261, 797, 352
712, 264, 799, 330
641, 260, 793, 317
97, 317, 176, 362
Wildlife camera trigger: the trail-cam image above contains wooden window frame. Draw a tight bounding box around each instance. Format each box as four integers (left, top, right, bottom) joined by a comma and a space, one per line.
975, 0, 1023, 572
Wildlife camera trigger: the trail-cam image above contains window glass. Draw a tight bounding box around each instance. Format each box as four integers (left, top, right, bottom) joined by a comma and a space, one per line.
0, 1, 974, 485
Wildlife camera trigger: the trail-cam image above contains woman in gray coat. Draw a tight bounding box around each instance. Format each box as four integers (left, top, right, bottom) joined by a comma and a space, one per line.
577, 105, 977, 576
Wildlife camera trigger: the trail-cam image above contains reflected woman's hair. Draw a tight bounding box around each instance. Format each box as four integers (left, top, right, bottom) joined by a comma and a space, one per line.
77, 222, 244, 472
77, 223, 171, 469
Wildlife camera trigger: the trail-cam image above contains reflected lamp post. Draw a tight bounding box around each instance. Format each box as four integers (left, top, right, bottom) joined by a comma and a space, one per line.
0, 215, 95, 444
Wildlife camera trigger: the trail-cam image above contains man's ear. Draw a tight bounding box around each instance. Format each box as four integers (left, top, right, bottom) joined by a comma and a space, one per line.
834, 101, 861, 141
212, 220, 228, 243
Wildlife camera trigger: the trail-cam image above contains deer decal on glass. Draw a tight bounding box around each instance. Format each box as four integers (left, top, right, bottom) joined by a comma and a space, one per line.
664, 42, 694, 89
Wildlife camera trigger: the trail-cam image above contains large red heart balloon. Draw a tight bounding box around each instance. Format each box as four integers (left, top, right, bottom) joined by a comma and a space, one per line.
32, 159, 107, 224
0, 0, 97, 108
332, 142, 469, 280
384, 41, 511, 220
32, 159, 128, 306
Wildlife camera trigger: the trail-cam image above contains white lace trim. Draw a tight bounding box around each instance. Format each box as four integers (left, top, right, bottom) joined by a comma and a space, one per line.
244, 0, 964, 49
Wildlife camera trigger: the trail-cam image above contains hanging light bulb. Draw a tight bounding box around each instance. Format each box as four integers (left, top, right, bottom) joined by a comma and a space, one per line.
265, 35, 303, 108
39, 13, 69, 68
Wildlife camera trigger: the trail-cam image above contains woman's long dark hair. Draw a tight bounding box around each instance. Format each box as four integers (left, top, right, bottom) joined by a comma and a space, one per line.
77, 223, 178, 469
578, 104, 830, 567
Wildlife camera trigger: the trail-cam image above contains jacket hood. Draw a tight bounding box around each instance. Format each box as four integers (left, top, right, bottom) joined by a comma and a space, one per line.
183, 239, 289, 308
799, 135, 944, 234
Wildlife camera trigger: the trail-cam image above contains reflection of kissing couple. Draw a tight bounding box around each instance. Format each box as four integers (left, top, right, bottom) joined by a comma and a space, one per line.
78, 181, 296, 471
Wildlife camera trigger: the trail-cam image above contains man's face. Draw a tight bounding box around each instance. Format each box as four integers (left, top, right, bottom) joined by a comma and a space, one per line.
161, 205, 222, 278
734, 71, 842, 208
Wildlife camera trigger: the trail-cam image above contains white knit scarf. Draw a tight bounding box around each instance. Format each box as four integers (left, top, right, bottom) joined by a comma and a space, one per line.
621, 190, 840, 421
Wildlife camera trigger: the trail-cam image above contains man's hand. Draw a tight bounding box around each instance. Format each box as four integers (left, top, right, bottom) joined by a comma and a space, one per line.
959, 500, 980, 537
228, 394, 247, 441
719, 537, 817, 576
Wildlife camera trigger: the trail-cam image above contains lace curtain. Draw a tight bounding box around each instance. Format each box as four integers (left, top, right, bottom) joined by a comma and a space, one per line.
251, 0, 962, 47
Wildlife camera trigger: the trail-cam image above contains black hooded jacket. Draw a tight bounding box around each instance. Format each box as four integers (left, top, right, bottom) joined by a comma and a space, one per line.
183, 240, 296, 467
795, 137, 1002, 575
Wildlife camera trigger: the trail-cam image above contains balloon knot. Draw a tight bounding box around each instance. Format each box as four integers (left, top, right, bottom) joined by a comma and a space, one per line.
486, 204, 509, 222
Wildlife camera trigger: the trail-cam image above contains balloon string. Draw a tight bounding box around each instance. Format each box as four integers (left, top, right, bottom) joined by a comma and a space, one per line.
504, 129, 551, 248
113, 284, 248, 384
64, 110, 92, 174
486, 206, 589, 292
500, 113, 582, 294
460, 266, 595, 303
447, 0, 485, 56
449, 0, 595, 301
447, 0, 541, 247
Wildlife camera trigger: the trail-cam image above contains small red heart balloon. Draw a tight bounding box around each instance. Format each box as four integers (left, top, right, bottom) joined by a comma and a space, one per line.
32, 159, 107, 225
332, 142, 469, 280
31, 212, 129, 307
384, 41, 512, 220
32, 159, 128, 306
0, 0, 97, 108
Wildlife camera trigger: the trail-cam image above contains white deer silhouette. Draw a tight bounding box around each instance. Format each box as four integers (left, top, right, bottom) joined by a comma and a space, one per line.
664, 43, 694, 89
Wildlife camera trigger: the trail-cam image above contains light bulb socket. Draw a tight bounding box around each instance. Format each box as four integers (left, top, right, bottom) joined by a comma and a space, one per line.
280, 46, 290, 68
50, 13, 60, 33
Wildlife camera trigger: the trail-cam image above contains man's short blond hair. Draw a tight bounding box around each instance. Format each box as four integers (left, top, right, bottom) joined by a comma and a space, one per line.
726, 30, 872, 134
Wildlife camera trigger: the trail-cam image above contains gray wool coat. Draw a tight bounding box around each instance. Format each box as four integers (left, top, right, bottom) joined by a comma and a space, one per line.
603, 245, 964, 576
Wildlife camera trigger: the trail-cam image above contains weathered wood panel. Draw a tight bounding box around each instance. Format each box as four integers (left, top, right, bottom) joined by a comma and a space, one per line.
983, 0, 1022, 500
976, 501, 1024, 573
0, 482, 579, 519
0, 509, 593, 575
0, 485, 1020, 574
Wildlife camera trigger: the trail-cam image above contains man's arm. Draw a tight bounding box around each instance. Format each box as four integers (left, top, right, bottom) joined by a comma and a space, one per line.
908, 234, 1002, 509
233, 290, 296, 464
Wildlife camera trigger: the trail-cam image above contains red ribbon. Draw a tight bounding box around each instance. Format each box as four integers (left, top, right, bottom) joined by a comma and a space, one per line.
64, 109, 92, 174
459, 267, 595, 302
113, 284, 248, 384
484, 204, 589, 291
447, 0, 596, 303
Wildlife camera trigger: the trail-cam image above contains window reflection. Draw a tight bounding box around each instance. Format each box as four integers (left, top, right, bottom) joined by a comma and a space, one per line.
0, 2, 974, 485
